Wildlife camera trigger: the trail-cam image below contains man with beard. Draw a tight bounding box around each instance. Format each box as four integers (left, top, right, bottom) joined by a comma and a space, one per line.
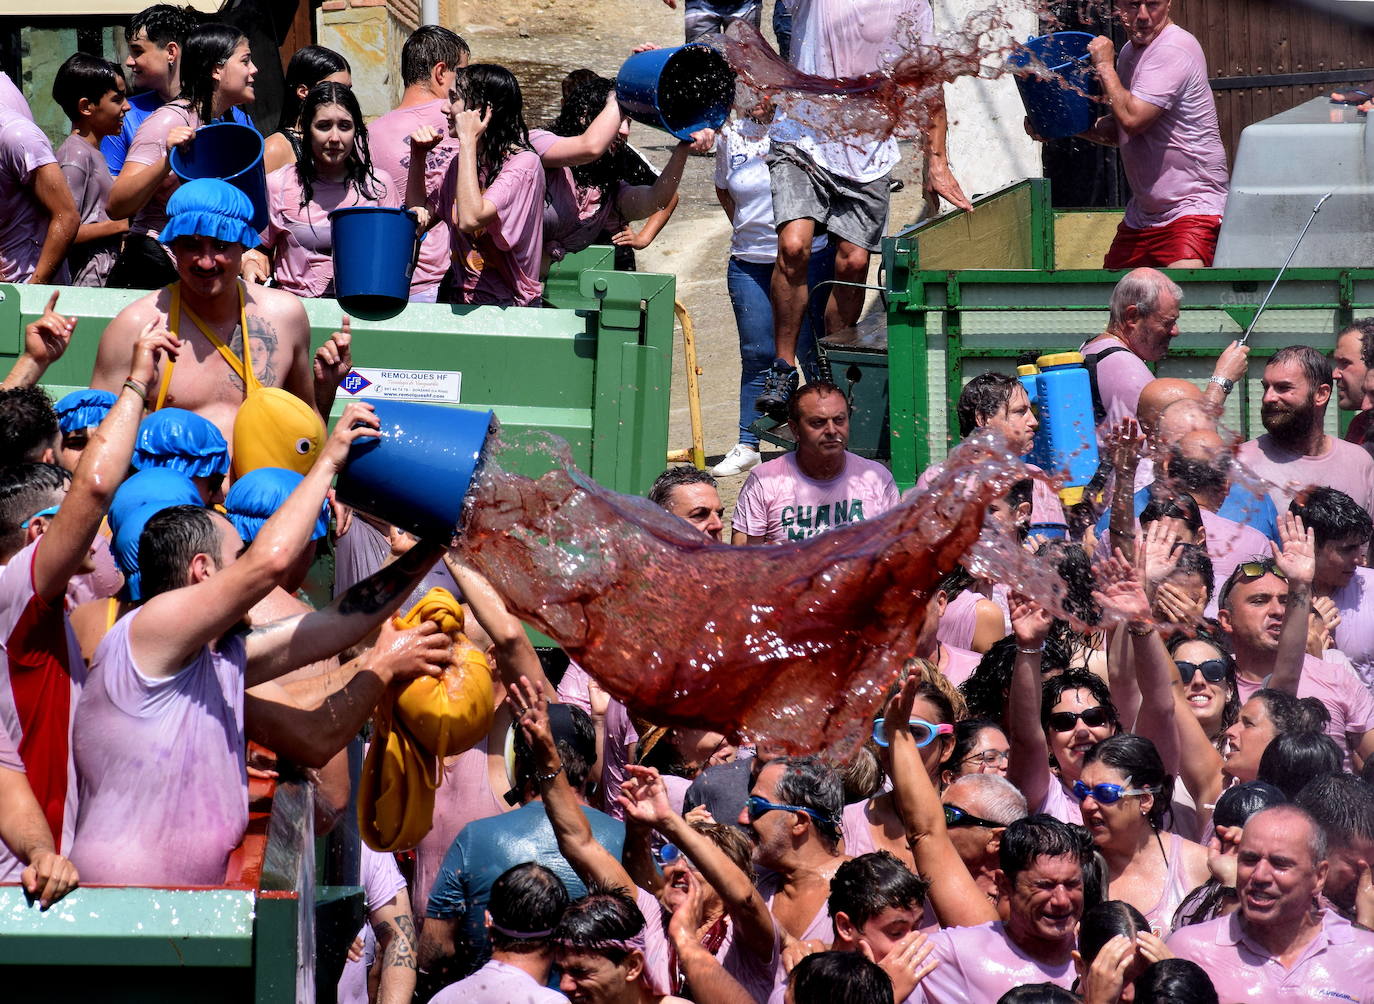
1333, 319, 1374, 449
1237, 345, 1374, 518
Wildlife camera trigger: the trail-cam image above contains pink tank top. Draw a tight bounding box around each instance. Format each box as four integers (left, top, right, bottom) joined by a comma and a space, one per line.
1142, 832, 1194, 938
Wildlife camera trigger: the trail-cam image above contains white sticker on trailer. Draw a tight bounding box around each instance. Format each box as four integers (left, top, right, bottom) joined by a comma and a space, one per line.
340, 367, 462, 403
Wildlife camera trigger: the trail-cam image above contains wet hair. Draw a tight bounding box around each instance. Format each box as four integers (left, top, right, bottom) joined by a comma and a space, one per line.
941, 718, 1007, 775
127, 4, 202, 48
1165, 625, 1239, 735
0, 463, 70, 557
787, 380, 849, 425
959, 634, 1073, 725
401, 25, 469, 87
513, 703, 596, 794
138, 504, 223, 599
1140, 490, 1203, 535
690, 819, 754, 878
1082, 734, 1172, 829
1257, 731, 1343, 800
1134, 959, 1219, 1004
451, 64, 530, 188
548, 75, 625, 192
0, 387, 59, 468
53, 53, 125, 121
788, 951, 893, 1004
1250, 687, 1330, 737
829, 851, 928, 934
838, 741, 884, 804
1294, 773, 1374, 852
1009, 478, 1033, 512
647, 466, 718, 511
553, 883, 644, 965
1108, 270, 1183, 328
178, 22, 247, 123
1269, 344, 1333, 395
276, 44, 350, 133
1166, 446, 1229, 503
1042, 670, 1120, 733
1289, 486, 1374, 548
944, 773, 1028, 825
1078, 900, 1148, 965
1167, 544, 1215, 603
487, 862, 569, 953
1036, 539, 1102, 625
770, 755, 844, 850
999, 813, 1090, 886
957, 372, 1023, 437
1248, 804, 1328, 864
1213, 780, 1287, 829
997, 987, 1079, 1004
562, 67, 600, 99
936, 565, 977, 601
295, 82, 384, 206
912, 678, 956, 726
1218, 554, 1284, 612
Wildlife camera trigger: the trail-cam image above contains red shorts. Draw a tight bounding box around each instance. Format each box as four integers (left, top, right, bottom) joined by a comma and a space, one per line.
1103, 214, 1222, 270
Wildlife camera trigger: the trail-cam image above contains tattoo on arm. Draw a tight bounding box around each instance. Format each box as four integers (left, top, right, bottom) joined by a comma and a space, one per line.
379, 915, 418, 970
337, 542, 441, 616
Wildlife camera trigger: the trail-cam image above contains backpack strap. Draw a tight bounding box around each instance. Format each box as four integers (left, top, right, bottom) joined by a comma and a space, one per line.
1081, 344, 1133, 425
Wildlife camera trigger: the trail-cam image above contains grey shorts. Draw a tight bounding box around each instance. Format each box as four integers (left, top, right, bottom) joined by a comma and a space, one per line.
685, 0, 761, 40
767, 142, 891, 253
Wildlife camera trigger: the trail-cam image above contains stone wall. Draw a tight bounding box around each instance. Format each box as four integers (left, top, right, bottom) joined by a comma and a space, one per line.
317, 0, 419, 119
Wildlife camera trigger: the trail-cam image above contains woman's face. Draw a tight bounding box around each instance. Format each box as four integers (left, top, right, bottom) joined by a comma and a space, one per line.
215, 39, 256, 104
886, 695, 953, 784
1045, 688, 1114, 781
952, 726, 1011, 781
442, 88, 466, 132
309, 101, 357, 171
1077, 760, 1152, 849
1223, 696, 1278, 783
1173, 639, 1231, 738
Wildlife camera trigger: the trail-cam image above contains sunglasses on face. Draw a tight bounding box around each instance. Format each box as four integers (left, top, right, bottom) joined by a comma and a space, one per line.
1071, 776, 1154, 805
944, 804, 1004, 829
962, 748, 1012, 769
872, 717, 954, 748
744, 794, 829, 827
1176, 659, 1228, 685
20, 504, 60, 530
1046, 707, 1111, 733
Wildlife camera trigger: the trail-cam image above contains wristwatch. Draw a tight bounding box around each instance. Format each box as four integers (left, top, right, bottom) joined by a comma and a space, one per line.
1210, 374, 1235, 394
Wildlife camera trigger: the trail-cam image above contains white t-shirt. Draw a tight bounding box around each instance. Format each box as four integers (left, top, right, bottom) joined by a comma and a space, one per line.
714, 118, 826, 262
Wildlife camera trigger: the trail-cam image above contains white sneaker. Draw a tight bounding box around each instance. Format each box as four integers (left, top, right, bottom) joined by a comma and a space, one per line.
711, 443, 761, 476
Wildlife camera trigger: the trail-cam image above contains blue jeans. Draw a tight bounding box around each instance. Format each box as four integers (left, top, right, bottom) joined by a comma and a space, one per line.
772, 0, 793, 60
727, 243, 835, 445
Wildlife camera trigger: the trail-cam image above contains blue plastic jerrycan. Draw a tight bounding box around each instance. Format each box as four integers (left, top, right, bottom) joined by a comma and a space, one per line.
1034, 351, 1100, 506
1016, 363, 1045, 467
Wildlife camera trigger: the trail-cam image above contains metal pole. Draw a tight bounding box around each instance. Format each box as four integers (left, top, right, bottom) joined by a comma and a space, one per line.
1240, 192, 1333, 344
421, 0, 441, 25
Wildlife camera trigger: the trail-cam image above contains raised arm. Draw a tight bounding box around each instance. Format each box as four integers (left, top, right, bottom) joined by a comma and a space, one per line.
28, 163, 78, 284
1, 290, 77, 390
888, 673, 999, 928
1006, 595, 1055, 812
536, 90, 625, 168
1266, 513, 1316, 696
667, 870, 758, 1004
443, 555, 548, 692
1105, 419, 1144, 565
404, 127, 443, 234
1087, 36, 1167, 137
108, 122, 195, 221
616, 134, 709, 223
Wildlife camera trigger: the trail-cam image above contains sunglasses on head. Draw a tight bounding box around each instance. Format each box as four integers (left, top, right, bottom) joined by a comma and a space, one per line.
872, 717, 954, 748
1176, 659, 1227, 684
1046, 707, 1111, 733
744, 794, 829, 827
655, 842, 685, 867
944, 804, 1004, 829
1070, 776, 1155, 805
1236, 560, 1286, 582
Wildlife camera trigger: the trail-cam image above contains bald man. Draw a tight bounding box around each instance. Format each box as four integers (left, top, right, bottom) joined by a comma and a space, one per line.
1136, 376, 1203, 436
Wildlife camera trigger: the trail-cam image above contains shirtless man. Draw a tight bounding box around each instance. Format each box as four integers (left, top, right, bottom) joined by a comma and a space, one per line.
89, 178, 350, 449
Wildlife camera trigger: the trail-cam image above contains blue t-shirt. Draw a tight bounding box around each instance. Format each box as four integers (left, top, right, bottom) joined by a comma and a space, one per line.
426, 800, 625, 966
101, 91, 256, 174
1094, 482, 1280, 543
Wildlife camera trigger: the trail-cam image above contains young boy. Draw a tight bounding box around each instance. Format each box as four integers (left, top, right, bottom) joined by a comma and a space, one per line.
53, 54, 130, 287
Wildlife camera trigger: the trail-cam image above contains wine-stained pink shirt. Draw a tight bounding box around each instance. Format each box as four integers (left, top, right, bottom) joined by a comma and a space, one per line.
1236, 434, 1374, 518
434, 149, 544, 306
734, 452, 899, 543
914, 921, 1075, 1002
0, 111, 59, 282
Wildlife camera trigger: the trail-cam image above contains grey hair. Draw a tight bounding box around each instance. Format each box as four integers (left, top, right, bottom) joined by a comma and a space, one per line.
1108, 270, 1184, 328
1247, 804, 1328, 865
773, 755, 845, 851
945, 774, 1029, 826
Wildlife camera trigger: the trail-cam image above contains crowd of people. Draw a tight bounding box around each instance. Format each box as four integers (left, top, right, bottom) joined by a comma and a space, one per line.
1, 0, 1365, 1002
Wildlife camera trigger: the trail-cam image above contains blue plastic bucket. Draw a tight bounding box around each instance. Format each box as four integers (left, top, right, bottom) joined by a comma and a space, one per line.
1009, 32, 1100, 140
169, 122, 269, 231
335, 401, 495, 539
329, 206, 419, 320
615, 44, 736, 140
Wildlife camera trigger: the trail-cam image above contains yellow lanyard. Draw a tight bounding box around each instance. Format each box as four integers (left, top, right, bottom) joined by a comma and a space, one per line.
155, 281, 259, 410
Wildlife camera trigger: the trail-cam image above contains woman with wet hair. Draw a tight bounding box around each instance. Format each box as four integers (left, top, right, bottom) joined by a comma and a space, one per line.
960, 633, 1073, 727
1072, 900, 1174, 1003
1256, 729, 1343, 799
263, 45, 351, 172
1077, 735, 1209, 937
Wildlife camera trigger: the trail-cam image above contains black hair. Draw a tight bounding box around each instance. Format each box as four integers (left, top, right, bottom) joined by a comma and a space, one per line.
787, 380, 849, 425
1289, 486, 1374, 548
940, 718, 1006, 776
772, 754, 844, 851
1140, 490, 1203, 535
789, 951, 894, 1004
1036, 539, 1102, 626
276, 44, 350, 134
1008, 478, 1034, 511
999, 813, 1090, 886
1166, 446, 1229, 503
138, 504, 224, 600
488, 862, 569, 953
1257, 731, 1343, 800
0, 463, 70, 558
0, 387, 59, 469
548, 75, 625, 192
1269, 344, 1333, 393
450, 64, 530, 188
647, 466, 718, 511
1167, 543, 1215, 602
1042, 669, 1120, 733
127, 4, 202, 48
553, 883, 644, 965
1217, 554, 1284, 612
178, 22, 247, 123
1250, 687, 1330, 737
400, 25, 469, 87
959, 633, 1073, 726
1356, 317, 1374, 373
1082, 734, 1172, 829
513, 703, 596, 795
53, 53, 125, 121
957, 371, 1023, 437
1078, 899, 1148, 965
935, 565, 976, 601
1213, 779, 1287, 829
562, 67, 600, 100
1294, 772, 1374, 850
1165, 625, 1239, 736
828, 851, 928, 934
996, 987, 1079, 1004
1134, 959, 1219, 1004
294, 82, 384, 206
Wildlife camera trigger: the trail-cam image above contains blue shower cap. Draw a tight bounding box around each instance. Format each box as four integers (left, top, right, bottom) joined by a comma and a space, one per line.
224, 467, 329, 544
161, 178, 260, 248
132, 408, 231, 479
109, 470, 203, 602
54, 389, 117, 435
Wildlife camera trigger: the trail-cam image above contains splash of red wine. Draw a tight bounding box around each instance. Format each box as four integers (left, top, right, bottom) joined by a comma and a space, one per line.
455, 431, 1061, 754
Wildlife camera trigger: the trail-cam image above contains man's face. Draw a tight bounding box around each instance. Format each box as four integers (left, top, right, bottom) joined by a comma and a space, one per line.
212, 512, 246, 571
1220, 573, 1287, 653
1261, 360, 1327, 438
943, 791, 1003, 875
1324, 833, 1374, 915
1124, 291, 1180, 362
1332, 330, 1369, 413
1316, 535, 1365, 593
89, 82, 130, 138
789, 391, 849, 462
1117, 0, 1172, 46
849, 905, 919, 960
1237, 812, 1327, 931
172, 236, 244, 300
739, 763, 797, 870
557, 948, 636, 1004
665, 482, 724, 541
1222, 696, 1278, 783
126, 29, 172, 90
985, 387, 1039, 456
1002, 853, 1084, 946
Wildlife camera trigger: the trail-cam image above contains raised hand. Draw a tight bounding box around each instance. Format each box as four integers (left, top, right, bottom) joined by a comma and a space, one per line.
370, 619, 450, 685
319, 401, 381, 471
315, 316, 353, 388
24, 291, 77, 369
1309, 596, 1341, 656
1081, 933, 1133, 1004
166, 124, 196, 149
1154, 580, 1204, 628
1009, 592, 1053, 647
616, 763, 674, 827
666, 867, 705, 944
408, 124, 443, 154
587, 678, 612, 719
1106, 417, 1145, 477
506, 675, 560, 767
455, 106, 490, 144
1273, 512, 1316, 588
859, 929, 938, 1002
1092, 548, 1153, 625
127, 317, 181, 389
1212, 340, 1250, 387
1140, 520, 1181, 585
